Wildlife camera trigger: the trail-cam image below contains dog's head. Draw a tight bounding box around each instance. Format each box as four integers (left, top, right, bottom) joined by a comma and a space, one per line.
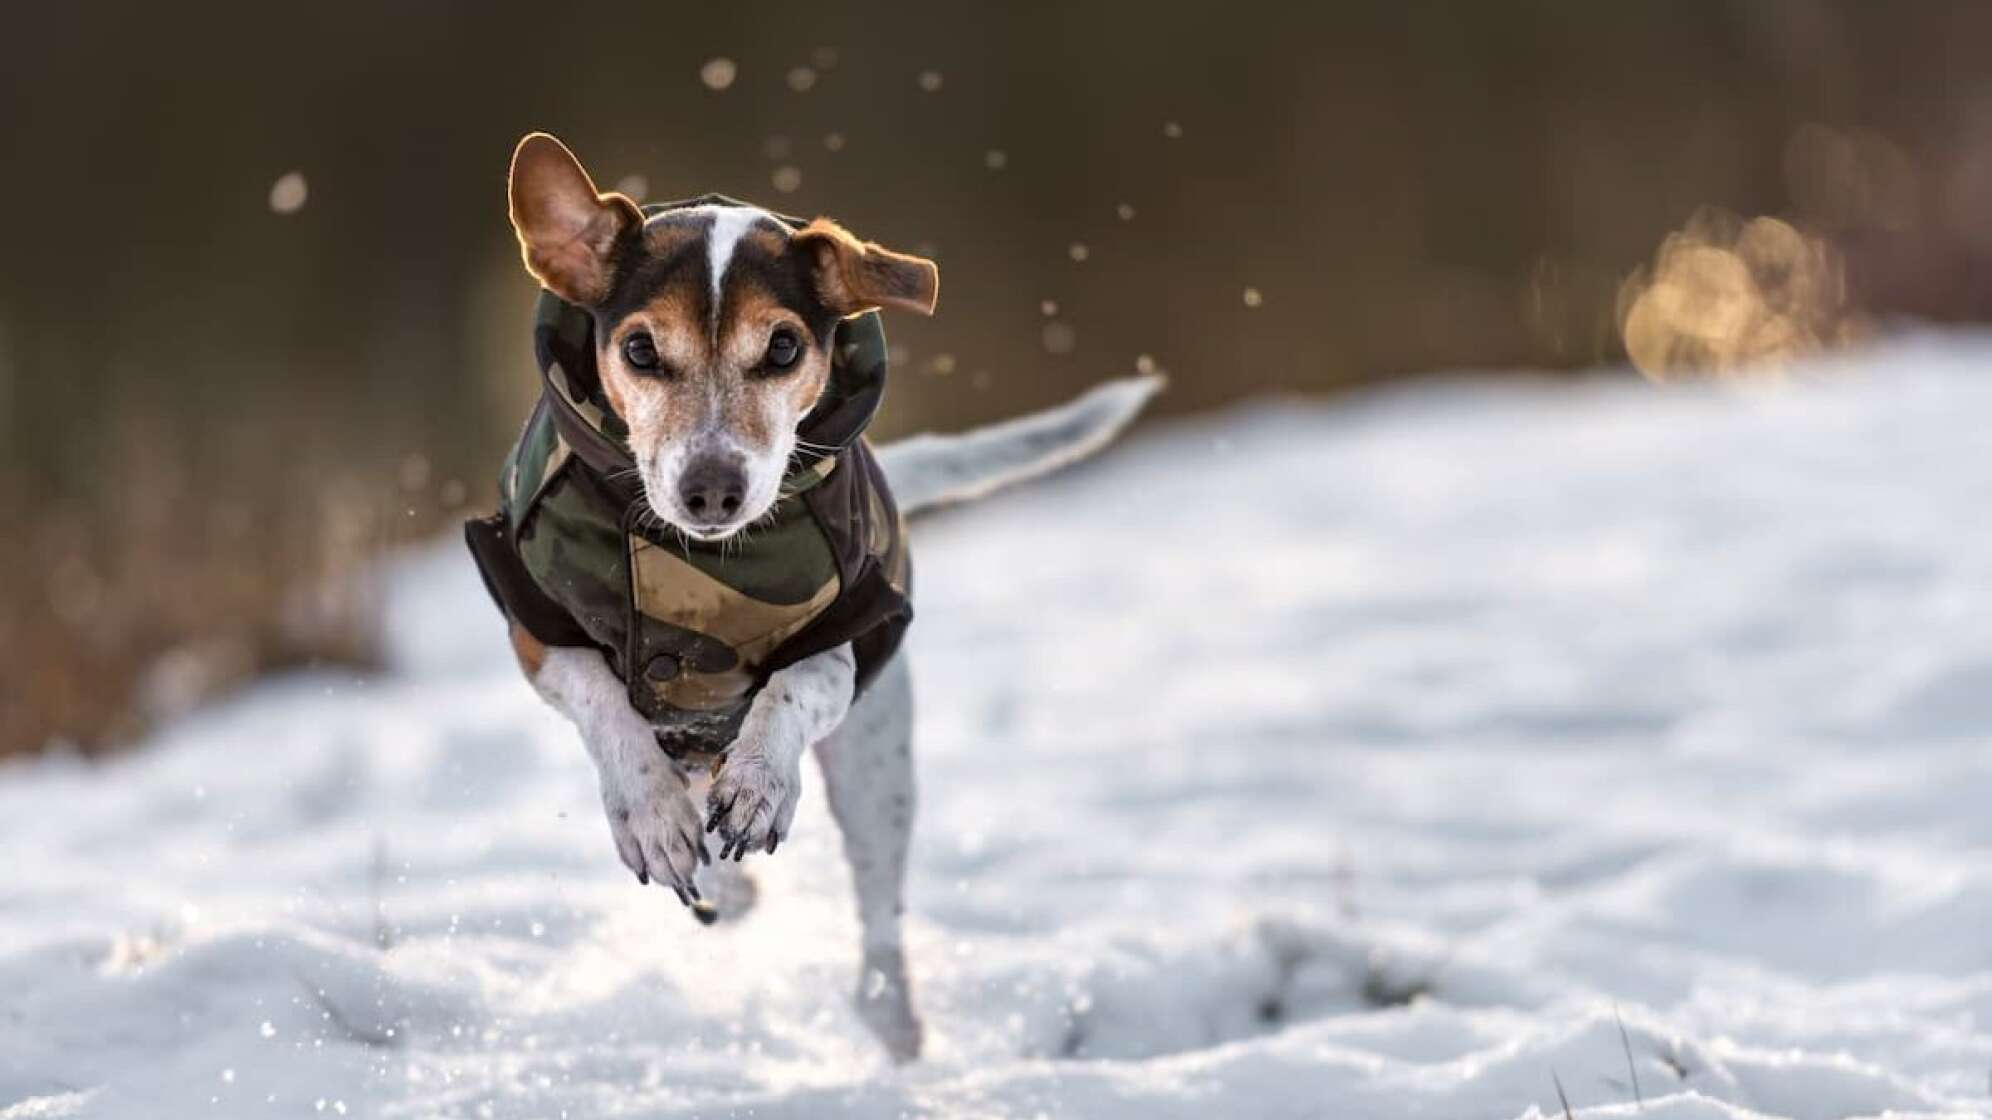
505, 132, 937, 540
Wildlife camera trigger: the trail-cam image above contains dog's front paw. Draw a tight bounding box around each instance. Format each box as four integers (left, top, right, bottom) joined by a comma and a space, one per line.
601, 763, 710, 907
705, 750, 800, 861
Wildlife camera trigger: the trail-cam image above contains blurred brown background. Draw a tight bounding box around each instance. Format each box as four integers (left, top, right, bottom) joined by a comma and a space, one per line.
7, 0, 1992, 753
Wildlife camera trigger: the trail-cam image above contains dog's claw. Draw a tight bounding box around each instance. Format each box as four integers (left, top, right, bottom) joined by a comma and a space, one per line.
637, 868, 649, 886
705, 792, 740, 835
708, 801, 786, 861
680, 828, 710, 867
704, 753, 799, 866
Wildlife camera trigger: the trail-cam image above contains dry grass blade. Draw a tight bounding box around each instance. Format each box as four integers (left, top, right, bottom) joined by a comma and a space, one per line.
1616, 1006, 1643, 1109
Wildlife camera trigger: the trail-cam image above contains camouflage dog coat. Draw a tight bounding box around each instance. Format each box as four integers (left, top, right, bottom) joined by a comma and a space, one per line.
465, 200, 912, 757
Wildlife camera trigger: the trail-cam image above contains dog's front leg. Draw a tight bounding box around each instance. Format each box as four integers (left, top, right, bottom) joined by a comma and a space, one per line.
519, 628, 709, 905
706, 643, 856, 860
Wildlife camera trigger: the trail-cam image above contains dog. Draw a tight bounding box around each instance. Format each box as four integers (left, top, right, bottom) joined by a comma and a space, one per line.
467, 132, 1158, 1060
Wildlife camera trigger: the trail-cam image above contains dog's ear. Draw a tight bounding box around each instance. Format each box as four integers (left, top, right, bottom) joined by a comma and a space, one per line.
507, 132, 642, 305
792, 219, 939, 317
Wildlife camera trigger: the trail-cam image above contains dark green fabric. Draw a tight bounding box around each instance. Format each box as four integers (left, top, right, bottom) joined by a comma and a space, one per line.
513, 459, 633, 660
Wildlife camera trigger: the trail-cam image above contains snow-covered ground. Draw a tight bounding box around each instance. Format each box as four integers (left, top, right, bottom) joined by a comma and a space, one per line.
8, 336, 1992, 1119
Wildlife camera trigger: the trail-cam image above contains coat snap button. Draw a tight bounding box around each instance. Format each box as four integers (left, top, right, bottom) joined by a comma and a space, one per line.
645, 654, 681, 681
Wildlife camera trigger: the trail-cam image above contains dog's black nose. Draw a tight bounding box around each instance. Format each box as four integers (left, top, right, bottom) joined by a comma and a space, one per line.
679, 456, 747, 524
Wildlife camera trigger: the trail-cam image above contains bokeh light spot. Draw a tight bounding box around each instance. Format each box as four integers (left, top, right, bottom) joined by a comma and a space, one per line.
699, 57, 737, 91
1619, 209, 1862, 381
268, 172, 308, 215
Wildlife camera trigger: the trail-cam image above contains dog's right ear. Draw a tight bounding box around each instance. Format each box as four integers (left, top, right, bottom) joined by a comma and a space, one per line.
507, 132, 642, 305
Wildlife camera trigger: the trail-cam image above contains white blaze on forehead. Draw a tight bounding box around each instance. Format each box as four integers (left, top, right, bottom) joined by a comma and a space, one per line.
640, 203, 781, 336
704, 206, 772, 304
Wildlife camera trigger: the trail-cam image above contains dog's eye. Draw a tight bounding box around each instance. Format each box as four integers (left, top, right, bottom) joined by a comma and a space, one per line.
622, 333, 662, 372
765, 327, 803, 372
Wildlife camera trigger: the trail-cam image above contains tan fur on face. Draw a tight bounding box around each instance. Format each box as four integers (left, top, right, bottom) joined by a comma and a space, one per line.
597, 282, 705, 424
718, 285, 834, 448
597, 262, 833, 535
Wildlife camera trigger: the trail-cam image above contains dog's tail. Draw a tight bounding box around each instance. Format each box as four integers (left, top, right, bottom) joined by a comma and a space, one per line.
877, 374, 1163, 515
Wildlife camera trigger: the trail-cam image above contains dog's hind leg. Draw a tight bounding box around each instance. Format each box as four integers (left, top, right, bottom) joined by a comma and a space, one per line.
813, 652, 922, 1061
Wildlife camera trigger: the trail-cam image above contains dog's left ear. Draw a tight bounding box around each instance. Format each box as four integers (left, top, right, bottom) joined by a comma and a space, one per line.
793, 219, 939, 317
507, 132, 642, 305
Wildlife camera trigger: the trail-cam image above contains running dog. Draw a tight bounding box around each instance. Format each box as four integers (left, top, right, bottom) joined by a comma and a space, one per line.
467, 132, 1158, 1060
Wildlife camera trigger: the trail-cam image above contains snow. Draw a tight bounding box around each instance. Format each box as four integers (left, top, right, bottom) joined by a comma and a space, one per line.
7, 335, 1992, 1119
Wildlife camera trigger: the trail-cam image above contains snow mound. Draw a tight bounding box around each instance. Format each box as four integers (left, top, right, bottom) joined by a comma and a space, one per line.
8, 335, 1992, 1118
